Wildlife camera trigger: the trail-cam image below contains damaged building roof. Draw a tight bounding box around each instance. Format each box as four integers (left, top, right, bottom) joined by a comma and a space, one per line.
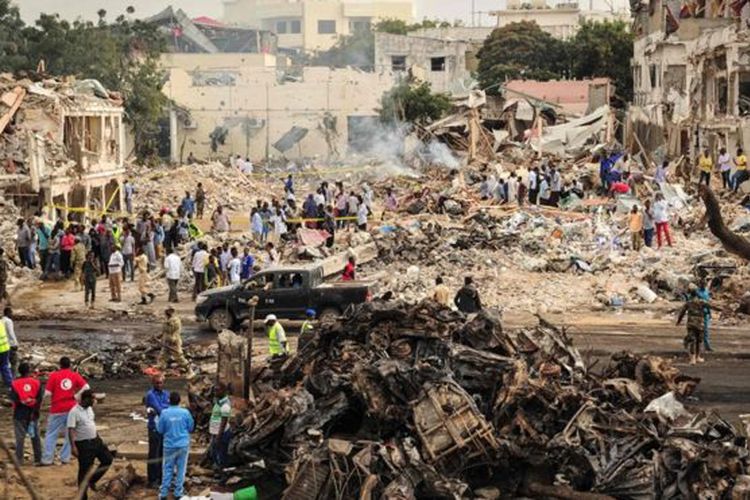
504, 78, 613, 116
146, 6, 277, 54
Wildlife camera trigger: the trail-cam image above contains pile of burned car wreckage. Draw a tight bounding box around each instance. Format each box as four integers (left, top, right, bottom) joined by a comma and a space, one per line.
193, 299, 749, 499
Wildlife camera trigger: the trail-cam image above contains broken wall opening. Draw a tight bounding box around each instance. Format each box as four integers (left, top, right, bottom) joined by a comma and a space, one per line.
68, 184, 86, 222
89, 186, 103, 213
104, 179, 121, 213
664, 64, 686, 92
739, 71, 750, 115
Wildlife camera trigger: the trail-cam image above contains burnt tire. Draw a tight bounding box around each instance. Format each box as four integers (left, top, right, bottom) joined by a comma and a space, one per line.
208, 308, 235, 332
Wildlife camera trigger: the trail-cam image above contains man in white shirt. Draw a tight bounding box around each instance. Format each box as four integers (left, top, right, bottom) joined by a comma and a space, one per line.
164, 249, 182, 303
653, 192, 673, 248
228, 248, 242, 285
192, 243, 209, 301
108, 246, 124, 302
68, 390, 112, 500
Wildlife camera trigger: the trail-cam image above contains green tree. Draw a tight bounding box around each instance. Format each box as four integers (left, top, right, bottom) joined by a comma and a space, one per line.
22, 10, 168, 160
378, 79, 451, 126
476, 21, 569, 91
0, 0, 30, 71
569, 20, 634, 101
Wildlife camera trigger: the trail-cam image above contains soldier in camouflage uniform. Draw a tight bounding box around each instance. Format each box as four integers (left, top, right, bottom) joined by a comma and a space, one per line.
159, 307, 193, 377
677, 283, 710, 365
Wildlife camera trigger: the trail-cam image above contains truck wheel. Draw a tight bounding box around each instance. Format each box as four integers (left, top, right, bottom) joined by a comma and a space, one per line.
209, 309, 234, 332
319, 308, 340, 322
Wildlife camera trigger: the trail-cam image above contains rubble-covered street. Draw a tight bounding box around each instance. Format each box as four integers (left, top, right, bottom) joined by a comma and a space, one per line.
4, 0, 750, 498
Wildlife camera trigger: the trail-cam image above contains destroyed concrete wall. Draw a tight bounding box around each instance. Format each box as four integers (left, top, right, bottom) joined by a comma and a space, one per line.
628, 20, 750, 161
161, 56, 397, 162
374, 32, 472, 94
0, 76, 126, 219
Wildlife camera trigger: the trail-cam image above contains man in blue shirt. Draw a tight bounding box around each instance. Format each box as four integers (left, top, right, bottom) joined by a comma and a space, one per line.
144, 374, 170, 489
240, 248, 255, 280
157, 391, 194, 500
180, 192, 195, 219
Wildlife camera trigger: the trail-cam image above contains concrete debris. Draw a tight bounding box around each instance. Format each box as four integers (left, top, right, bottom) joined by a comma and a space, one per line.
190, 299, 744, 498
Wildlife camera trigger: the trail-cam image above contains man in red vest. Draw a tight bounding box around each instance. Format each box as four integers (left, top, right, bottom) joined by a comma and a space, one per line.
10, 362, 42, 464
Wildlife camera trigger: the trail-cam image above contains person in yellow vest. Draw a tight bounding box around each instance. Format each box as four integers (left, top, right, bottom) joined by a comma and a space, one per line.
732, 147, 748, 192
698, 149, 712, 187
0, 318, 14, 388
298, 309, 315, 350
264, 314, 288, 357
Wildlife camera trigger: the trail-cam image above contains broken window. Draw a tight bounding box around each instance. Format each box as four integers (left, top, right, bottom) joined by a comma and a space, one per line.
290, 20, 301, 33
717, 77, 728, 115
739, 72, 750, 116
318, 20, 336, 34
276, 21, 287, 34
391, 55, 407, 71
633, 64, 642, 90
664, 64, 686, 92
431, 56, 446, 72
649, 64, 657, 89
191, 71, 238, 86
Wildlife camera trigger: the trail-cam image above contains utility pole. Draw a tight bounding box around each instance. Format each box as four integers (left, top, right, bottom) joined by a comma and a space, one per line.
472, 0, 476, 26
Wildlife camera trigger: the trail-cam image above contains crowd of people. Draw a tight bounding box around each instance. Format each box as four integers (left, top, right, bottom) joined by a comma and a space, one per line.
0, 300, 234, 498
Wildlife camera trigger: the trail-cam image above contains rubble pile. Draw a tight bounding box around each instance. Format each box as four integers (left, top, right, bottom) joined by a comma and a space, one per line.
128, 162, 280, 215
216, 300, 744, 498
24, 337, 216, 379
0, 74, 122, 180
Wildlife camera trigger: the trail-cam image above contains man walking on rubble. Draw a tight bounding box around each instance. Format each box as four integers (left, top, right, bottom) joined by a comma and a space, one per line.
158, 391, 194, 500
697, 279, 713, 352
653, 193, 673, 248
68, 389, 113, 500
42, 357, 90, 465
144, 374, 170, 488
265, 314, 288, 357
677, 283, 710, 365
195, 182, 206, 220
159, 307, 193, 377
628, 205, 643, 251
454, 276, 482, 314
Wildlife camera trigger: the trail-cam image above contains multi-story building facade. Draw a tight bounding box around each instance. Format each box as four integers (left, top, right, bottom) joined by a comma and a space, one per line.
222, 0, 413, 52
629, 0, 750, 158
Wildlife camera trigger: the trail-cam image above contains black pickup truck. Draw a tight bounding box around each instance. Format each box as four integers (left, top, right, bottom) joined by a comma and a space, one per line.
195, 265, 373, 331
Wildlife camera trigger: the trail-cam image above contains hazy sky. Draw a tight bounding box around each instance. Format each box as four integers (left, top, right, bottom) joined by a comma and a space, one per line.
18, 0, 624, 26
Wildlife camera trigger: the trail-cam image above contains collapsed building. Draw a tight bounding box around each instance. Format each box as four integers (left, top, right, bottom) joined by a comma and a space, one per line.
0, 76, 126, 220
628, 0, 750, 161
